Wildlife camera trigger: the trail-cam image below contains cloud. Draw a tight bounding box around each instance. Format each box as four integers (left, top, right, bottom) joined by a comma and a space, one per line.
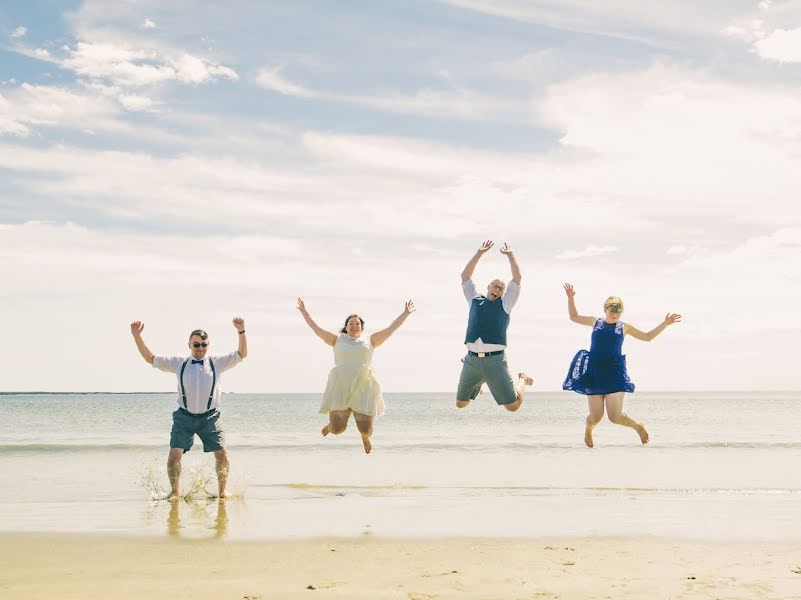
10, 26, 27, 39
60, 41, 238, 88
673, 228, 801, 333
172, 53, 238, 84
142, 19, 156, 29
0, 94, 30, 136
753, 26, 801, 62
0, 83, 124, 137
255, 67, 524, 121
555, 245, 619, 260
536, 62, 801, 221
34, 48, 51, 59
255, 68, 316, 97
438, 0, 759, 43
117, 93, 155, 111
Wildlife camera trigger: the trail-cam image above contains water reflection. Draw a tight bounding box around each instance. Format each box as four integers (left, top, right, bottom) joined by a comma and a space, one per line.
165, 498, 229, 538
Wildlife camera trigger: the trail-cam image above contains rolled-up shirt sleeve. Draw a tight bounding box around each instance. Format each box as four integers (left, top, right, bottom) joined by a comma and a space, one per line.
211, 351, 243, 373
462, 279, 478, 304
152, 356, 184, 374
502, 281, 521, 314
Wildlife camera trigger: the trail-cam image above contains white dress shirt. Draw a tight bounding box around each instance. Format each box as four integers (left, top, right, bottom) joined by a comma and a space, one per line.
463, 279, 521, 353
153, 351, 242, 413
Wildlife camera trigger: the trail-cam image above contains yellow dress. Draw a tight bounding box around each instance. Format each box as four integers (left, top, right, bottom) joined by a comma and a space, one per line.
319, 333, 385, 417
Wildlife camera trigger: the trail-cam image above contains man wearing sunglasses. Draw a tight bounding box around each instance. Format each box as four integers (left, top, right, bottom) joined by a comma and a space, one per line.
130, 318, 247, 501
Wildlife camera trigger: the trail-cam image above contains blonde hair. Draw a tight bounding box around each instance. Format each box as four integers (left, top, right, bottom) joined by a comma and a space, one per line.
604, 296, 624, 315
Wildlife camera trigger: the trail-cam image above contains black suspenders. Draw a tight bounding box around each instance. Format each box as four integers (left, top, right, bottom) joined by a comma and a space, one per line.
180, 358, 216, 413
207, 359, 216, 411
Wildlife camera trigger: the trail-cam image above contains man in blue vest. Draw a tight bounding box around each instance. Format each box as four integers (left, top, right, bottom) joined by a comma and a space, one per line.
457, 240, 533, 411
130, 318, 247, 501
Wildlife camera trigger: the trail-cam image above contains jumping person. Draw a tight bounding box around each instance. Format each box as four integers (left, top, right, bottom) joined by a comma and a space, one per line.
297, 298, 414, 454
562, 283, 680, 447
457, 240, 533, 411
130, 318, 247, 500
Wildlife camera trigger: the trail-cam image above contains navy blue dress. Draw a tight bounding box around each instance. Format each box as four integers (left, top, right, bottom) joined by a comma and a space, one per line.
563, 319, 635, 395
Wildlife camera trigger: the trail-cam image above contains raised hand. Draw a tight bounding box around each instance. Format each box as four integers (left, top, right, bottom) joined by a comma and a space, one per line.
563, 283, 576, 298
130, 321, 144, 336
499, 242, 514, 255
478, 240, 494, 254
233, 316, 245, 332
664, 313, 682, 325
296, 297, 308, 315
404, 300, 416, 315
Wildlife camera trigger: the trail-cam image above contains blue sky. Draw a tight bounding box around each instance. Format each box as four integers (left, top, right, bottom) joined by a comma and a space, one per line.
1, 1, 801, 392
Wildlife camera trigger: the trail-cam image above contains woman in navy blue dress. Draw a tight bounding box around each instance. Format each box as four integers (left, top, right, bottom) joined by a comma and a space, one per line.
562, 283, 680, 447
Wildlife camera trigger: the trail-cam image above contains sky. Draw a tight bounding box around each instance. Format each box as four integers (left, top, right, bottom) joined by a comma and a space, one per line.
1, 0, 800, 393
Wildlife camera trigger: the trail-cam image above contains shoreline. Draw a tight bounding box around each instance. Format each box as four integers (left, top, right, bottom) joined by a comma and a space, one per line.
2, 532, 800, 599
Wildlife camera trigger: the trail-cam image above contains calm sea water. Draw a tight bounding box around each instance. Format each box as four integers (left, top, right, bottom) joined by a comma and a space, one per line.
2, 392, 800, 540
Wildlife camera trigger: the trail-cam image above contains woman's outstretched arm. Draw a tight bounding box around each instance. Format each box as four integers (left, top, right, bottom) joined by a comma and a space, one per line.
625, 313, 682, 341
563, 283, 596, 327
370, 300, 415, 348
297, 298, 338, 347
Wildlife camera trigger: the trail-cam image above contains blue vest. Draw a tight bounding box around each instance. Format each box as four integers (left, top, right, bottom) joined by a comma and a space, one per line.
464, 296, 510, 345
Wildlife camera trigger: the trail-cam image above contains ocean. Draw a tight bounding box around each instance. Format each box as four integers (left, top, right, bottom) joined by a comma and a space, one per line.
2, 391, 799, 541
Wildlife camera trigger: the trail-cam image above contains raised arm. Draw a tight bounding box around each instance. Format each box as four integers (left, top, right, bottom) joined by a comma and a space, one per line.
233, 316, 247, 359
130, 321, 155, 364
370, 300, 415, 348
563, 284, 596, 327
499, 242, 521, 284
296, 298, 338, 347
461, 240, 494, 283
625, 313, 682, 341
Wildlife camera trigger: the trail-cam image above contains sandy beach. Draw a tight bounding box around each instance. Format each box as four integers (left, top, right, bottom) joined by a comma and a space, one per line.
2, 533, 799, 599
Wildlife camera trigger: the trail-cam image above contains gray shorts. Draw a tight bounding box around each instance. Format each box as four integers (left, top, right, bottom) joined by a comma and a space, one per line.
456, 351, 517, 405
170, 409, 225, 453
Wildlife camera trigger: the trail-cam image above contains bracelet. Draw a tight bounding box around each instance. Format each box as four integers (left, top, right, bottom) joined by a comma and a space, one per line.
238, 330, 246, 335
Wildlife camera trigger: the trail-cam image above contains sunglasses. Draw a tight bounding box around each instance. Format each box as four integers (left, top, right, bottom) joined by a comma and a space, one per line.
192, 342, 208, 348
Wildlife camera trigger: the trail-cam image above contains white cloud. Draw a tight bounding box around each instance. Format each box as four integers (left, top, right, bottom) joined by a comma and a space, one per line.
255, 67, 524, 121
555, 245, 619, 260
117, 93, 155, 111
536, 62, 801, 221
142, 19, 156, 29
439, 0, 759, 43
673, 228, 801, 333
753, 27, 801, 62
255, 68, 316, 97
0, 94, 30, 136
172, 53, 238, 84
34, 48, 51, 59
0, 83, 124, 137
11, 26, 27, 39
60, 41, 238, 88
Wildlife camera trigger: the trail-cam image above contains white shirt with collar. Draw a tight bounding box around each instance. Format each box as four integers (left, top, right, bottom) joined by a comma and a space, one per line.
153, 351, 243, 413
462, 279, 521, 353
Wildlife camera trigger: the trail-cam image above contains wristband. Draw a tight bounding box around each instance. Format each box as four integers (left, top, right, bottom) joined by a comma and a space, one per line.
238, 330, 246, 335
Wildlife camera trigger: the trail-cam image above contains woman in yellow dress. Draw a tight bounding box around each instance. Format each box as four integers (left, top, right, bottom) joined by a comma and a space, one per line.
297, 298, 415, 454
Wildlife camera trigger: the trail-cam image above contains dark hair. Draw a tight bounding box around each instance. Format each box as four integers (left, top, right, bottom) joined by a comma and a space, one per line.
340, 314, 365, 334
189, 329, 208, 341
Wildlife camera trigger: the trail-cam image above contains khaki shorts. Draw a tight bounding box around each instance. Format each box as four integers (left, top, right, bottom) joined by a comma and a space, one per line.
456, 351, 517, 405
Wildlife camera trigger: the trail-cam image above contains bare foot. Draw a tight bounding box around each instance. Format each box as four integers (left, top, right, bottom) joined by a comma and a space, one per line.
584, 424, 594, 448
321, 424, 330, 436
518, 372, 534, 386
633, 421, 649, 445
361, 435, 372, 454
167, 491, 180, 502
218, 489, 230, 499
